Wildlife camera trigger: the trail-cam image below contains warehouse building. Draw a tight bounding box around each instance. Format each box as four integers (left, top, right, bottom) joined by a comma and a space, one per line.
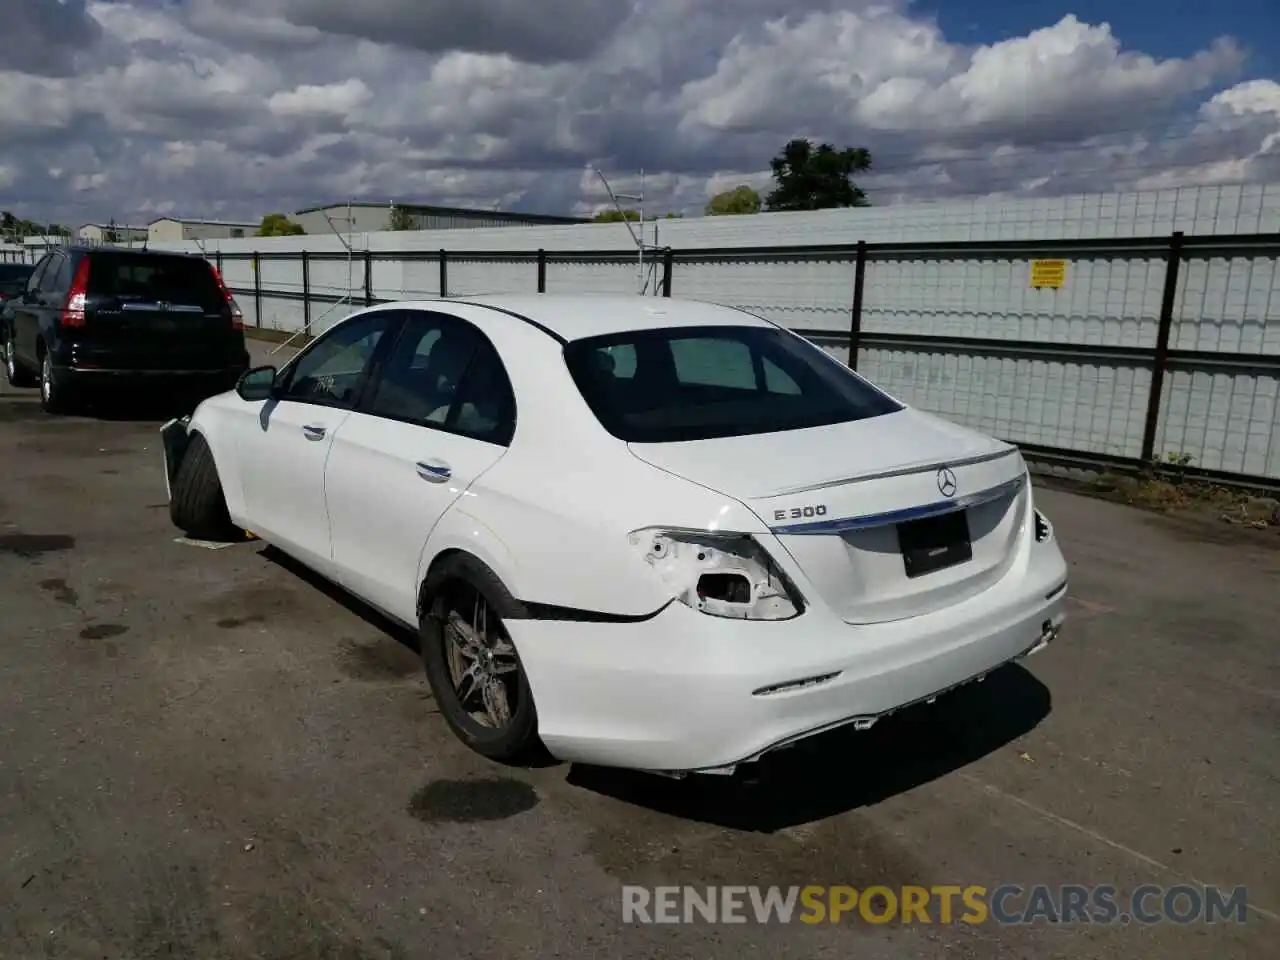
292, 201, 587, 235
147, 217, 260, 244
78, 223, 148, 245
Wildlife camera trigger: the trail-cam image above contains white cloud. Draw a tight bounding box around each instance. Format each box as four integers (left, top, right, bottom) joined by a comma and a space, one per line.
0, 0, 1270, 226
268, 79, 373, 118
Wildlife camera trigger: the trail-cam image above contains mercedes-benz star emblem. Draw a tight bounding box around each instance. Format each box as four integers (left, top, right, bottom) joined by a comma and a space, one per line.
936, 467, 958, 498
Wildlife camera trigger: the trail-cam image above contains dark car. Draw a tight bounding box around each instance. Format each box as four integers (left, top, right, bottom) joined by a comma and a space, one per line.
0, 262, 35, 303
0, 263, 35, 335
2, 246, 250, 413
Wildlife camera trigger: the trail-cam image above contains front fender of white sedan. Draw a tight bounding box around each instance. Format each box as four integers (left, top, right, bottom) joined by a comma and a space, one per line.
178, 395, 250, 523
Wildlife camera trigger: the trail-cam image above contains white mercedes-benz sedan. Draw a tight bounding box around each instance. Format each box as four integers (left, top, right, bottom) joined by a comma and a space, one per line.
161, 294, 1068, 775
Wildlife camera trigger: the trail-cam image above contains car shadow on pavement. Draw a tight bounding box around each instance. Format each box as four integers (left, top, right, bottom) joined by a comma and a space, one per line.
0, 387, 219, 423
565, 664, 1052, 833
259, 545, 421, 653
72, 388, 221, 423
256, 541, 1053, 812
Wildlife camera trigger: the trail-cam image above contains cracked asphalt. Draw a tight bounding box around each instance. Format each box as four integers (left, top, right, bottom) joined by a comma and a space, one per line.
0, 340, 1275, 958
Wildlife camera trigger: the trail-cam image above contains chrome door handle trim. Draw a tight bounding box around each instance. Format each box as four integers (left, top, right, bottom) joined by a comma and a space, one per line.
302, 424, 326, 440
416, 461, 452, 483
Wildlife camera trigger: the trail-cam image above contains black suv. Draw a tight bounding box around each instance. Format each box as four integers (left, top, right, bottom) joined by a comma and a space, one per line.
2, 246, 250, 413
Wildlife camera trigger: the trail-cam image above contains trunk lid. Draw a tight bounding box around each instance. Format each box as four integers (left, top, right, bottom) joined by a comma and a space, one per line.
628, 408, 1030, 624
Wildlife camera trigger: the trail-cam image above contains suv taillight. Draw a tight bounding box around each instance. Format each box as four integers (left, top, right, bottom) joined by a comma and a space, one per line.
209, 265, 244, 331
62, 258, 91, 327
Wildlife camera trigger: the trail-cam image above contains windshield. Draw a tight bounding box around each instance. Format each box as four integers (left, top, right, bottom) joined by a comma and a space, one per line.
563, 324, 902, 443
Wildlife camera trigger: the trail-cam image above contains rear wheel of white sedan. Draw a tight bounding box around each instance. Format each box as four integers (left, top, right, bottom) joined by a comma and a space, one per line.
420, 582, 539, 762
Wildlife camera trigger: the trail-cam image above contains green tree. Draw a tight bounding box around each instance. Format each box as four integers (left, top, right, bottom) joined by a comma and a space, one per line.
765, 138, 871, 211
387, 205, 415, 231
256, 213, 306, 237
47, 223, 72, 237
592, 208, 640, 222
2, 217, 45, 239
705, 185, 761, 216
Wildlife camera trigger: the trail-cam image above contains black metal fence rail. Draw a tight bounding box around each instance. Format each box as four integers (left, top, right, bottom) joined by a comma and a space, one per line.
215, 231, 1280, 491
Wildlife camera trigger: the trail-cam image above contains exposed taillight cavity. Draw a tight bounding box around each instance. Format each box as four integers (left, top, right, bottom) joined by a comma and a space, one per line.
210, 264, 244, 330
1034, 509, 1053, 543
62, 257, 91, 327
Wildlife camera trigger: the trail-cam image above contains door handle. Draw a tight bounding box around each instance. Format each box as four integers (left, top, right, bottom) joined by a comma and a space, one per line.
415, 460, 452, 483
301, 424, 326, 441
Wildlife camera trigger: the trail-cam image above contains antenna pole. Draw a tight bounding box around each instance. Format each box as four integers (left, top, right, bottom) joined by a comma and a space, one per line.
272, 200, 358, 356
592, 166, 648, 294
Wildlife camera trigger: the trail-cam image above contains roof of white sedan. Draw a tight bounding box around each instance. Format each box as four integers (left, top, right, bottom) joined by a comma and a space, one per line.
386, 294, 774, 342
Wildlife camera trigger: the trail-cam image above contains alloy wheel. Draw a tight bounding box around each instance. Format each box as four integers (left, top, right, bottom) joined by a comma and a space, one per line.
442, 591, 522, 730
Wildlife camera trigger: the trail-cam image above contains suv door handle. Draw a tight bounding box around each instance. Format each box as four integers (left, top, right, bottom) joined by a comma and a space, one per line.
415, 460, 452, 483
301, 424, 326, 441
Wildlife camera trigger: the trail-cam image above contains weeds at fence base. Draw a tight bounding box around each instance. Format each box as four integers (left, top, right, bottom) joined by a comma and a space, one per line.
1051, 467, 1279, 533
244, 327, 313, 346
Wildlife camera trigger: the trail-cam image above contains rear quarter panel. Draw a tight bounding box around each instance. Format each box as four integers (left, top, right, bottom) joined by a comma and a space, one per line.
410, 306, 770, 617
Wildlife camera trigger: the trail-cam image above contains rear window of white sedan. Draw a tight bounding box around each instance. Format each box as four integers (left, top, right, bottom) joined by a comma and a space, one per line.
563, 324, 902, 442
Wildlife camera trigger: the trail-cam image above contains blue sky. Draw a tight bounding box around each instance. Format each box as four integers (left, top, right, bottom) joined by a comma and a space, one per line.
920, 0, 1279, 74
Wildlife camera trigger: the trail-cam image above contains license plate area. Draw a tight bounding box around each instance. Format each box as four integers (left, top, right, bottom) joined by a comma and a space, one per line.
898, 509, 972, 578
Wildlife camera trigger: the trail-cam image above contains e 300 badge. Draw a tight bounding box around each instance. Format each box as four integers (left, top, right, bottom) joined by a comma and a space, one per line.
773, 505, 828, 522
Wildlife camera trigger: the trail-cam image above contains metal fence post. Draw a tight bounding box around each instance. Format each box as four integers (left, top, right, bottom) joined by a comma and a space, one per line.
1140, 231, 1184, 463
252, 252, 262, 328
661, 247, 674, 297
301, 250, 311, 332
364, 250, 373, 306
215, 250, 223, 275
848, 240, 867, 370
439, 249, 448, 298
537, 249, 547, 293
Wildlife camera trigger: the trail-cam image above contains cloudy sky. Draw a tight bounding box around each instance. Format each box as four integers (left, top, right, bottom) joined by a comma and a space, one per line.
2, 0, 1278, 228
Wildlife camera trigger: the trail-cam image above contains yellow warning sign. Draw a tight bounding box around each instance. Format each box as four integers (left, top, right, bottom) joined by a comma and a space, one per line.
1030, 259, 1067, 289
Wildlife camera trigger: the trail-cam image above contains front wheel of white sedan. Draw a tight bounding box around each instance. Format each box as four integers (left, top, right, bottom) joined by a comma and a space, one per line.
420, 581, 540, 763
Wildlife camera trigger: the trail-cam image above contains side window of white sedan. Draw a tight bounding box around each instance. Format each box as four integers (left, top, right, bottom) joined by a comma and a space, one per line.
364, 313, 516, 446
278, 312, 393, 408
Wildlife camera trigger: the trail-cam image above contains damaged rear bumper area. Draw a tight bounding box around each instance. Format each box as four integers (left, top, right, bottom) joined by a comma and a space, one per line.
508, 545, 1068, 776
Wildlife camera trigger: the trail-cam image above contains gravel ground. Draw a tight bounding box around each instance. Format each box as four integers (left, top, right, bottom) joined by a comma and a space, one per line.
0, 340, 1275, 959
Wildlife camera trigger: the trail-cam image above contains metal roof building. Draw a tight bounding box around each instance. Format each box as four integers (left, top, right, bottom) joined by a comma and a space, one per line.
148, 217, 260, 244
292, 201, 587, 236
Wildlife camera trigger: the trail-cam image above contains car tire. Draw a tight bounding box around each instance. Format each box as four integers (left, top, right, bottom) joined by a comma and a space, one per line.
169, 432, 237, 541
420, 571, 541, 763
3, 332, 33, 387
39, 349, 76, 414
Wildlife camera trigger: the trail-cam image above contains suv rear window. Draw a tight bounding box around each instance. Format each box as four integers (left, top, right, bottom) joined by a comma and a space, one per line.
88, 252, 222, 306
563, 324, 902, 443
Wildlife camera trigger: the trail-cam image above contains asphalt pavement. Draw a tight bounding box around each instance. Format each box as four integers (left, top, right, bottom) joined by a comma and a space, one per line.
0, 339, 1275, 959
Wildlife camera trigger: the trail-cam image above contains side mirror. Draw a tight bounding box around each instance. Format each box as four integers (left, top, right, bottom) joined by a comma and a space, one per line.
236, 365, 279, 402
